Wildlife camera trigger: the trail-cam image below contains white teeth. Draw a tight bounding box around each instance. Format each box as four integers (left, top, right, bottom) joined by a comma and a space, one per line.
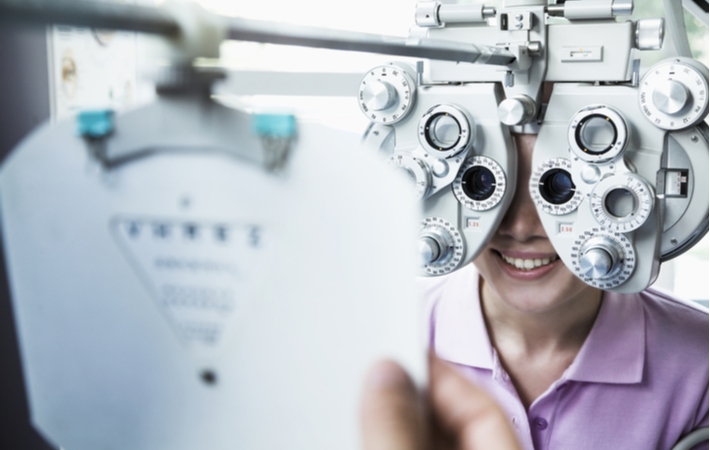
501, 254, 557, 271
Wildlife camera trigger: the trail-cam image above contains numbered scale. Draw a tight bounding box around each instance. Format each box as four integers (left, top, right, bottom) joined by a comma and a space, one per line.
589, 174, 654, 233
571, 228, 637, 289
358, 63, 416, 124
388, 153, 432, 200
453, 156, 507, 211
530, 158, 584, 216
639, 57, 709, 131
419, 217, 464, 275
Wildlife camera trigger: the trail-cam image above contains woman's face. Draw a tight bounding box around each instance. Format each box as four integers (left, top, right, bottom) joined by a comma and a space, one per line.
473, 133, 598, 313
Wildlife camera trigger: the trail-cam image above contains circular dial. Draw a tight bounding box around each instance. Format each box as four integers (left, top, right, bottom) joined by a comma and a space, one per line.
571, 229, 636, 288
589, 174, 654, 232
358, 63, 416, 124
530, 158, 584, 215
452, 156, 507, 211
568, 105, 628, 163
639, 57, 709, 130
420, 217, 464, 275
418, 104, 473, 159
388, 153, 432, 200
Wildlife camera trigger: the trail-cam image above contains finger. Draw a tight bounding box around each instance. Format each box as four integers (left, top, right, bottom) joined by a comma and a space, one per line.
360, 359, 427, 450
429, 355, 521, 450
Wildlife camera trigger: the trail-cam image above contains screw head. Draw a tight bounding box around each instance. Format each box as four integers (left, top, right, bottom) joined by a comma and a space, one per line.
200, 369, 218, 386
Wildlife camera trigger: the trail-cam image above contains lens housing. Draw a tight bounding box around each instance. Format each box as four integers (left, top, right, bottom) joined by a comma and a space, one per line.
530, 158, 583, 216
418, 104, 473, 159
424, 113, 461, 151
539, 168, 576, 205
575, 114, 618, 155
462, 166, 496, 201
588, 173, 654, 233
604, 187, 637, 218
568, 105, 628, 164
453, 156, 506, 211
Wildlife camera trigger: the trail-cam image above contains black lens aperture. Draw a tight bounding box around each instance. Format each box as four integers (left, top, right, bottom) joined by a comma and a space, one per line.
462, 166, 496, 201
539, 169, 576, 205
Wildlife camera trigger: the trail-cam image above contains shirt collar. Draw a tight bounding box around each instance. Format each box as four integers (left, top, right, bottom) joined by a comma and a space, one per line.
432, 266, 646, 384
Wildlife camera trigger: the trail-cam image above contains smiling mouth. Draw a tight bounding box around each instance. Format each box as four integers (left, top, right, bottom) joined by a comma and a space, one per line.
498, 252, 559, 271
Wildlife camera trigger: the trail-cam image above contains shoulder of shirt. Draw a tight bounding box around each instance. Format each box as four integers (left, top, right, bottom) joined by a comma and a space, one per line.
631, 286, 708, 360
639, 285, 709, 320
416, 264, 478, 314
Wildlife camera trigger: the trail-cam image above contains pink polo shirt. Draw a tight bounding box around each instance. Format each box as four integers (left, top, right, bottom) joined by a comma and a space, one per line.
423, 264, 709, 450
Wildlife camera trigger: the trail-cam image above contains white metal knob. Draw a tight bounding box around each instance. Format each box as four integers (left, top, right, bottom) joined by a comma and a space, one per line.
418, 227, 451, 266
579, 236, 623, 280
415, 1, 441, 27
389, 153, 432, 200
652, 79, 689, 115
612, 0, 633, 16
419, 236, 441, 265
580, 247, 614, 279
363, 80, 397, 112
635, 18, 664, 51
498, 95, 536, 126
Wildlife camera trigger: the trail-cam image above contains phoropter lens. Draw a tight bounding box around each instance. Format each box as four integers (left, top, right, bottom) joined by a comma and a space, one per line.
425, 113, 461, 151
462, 166, 496, 201
575, 114, 618, 155
604, 187, 637, 218
539, 169, 576, 205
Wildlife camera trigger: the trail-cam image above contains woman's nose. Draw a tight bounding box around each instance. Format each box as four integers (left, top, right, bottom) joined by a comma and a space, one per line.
497, 134, 548, 242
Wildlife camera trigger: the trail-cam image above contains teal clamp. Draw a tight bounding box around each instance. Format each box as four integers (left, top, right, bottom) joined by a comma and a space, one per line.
252, 113, 297, 172
252, 113, 296, 139
77, 109, 115, 139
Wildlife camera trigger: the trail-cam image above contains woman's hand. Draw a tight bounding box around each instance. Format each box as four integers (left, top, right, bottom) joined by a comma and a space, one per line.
361, 355, 521, 450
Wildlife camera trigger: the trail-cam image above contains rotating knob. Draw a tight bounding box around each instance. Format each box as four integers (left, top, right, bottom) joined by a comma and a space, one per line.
652, 79, 689, 115
358, 63, 417, 124
638, 57, 709, 130
635, 18, 664, 51
419, 217, 465, 275
419, 236, 442, 265
415, 1, 441, 27
578, 237, 622, 280
419, 228, 451, 266
389, 153, 432, 200
573, 230, 636, 288
580, 248, 613, 279
362, 80, 397, 112
498, 95, 537, 126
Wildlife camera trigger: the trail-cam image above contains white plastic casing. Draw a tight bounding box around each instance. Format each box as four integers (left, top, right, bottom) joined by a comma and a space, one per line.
533, 84, 666, 293
0, 100, 424, 450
